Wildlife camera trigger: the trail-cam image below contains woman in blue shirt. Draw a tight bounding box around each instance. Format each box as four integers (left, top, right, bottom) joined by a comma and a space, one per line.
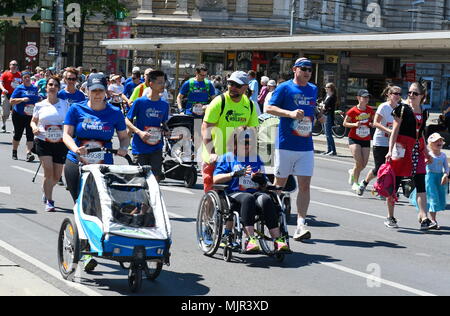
63, 73, 129, 202
10, 71, 40, 161
213, 127, 289, 253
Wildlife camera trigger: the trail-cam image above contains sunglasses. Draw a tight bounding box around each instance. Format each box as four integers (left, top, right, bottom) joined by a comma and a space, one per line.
66, 77, 77, 81
390, 92, 401, 96
408, 91, 421, 96
47, 83, 60, 87
228, 81, 244, 89
299, 67, 313, 73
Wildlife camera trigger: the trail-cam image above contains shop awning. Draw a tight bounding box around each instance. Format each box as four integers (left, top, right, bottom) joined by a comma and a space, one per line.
100, 31, 450, 61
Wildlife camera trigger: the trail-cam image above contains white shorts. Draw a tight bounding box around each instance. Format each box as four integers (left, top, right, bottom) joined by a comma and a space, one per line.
274, 149, 314, 178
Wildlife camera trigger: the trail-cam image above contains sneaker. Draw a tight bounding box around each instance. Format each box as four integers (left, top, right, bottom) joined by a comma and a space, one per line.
245, 237, 260, 253
82, 255, 98, 272
352, 182, 360, 191
357, 182, 367, 196
384, 217, 398, 228
293, 225, 311, 241
12, 150, 17, 160
57, 177, 65, 186
45, 200, 55, 212
428, 220, 439, 230
348, 169, 354, 185
202, 228, 213, 246
420, 218, 431, 231
274, 237, 290, 252
1, 125, 6, 133
26, 152, 35, 162
324, 151, 337, 156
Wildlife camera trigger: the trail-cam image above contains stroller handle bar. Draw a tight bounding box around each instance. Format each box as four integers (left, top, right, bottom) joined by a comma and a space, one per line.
86, 147, 134, 165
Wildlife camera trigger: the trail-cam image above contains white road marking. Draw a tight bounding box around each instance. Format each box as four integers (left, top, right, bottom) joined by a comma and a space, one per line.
160, 186, 195, 195
321, 262, 437, 296
0, 239, 101, 296
311, 185, 356, 197
311, 200, 385, 219
12, 165, 43, 177
0, 186, 11, 195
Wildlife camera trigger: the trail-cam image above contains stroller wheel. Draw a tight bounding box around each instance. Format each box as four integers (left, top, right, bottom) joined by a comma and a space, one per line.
184, 167, 197, 188
57, 218, 80, 281
145, 261, 163, 281
128, 266, 143, 293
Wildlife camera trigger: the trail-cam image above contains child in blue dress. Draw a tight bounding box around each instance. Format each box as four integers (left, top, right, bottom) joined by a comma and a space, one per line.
410, 133, 449, 229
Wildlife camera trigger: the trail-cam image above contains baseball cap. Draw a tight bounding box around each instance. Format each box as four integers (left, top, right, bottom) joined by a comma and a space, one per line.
428, 132, 445, 144
132, 66, 140, 73
357, 89, 371, 97
267, 80, 276, 87
227, 71, 249, 85
87, 73, 108, 91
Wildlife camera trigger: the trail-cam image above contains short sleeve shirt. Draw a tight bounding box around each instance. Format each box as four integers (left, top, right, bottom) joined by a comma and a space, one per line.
127, 96, 169, 155
57, 89, 86, 106
64, 101, 127, 164
32, 99, 69, 142
179, 78, 215, 116
373, 102, 394, 147
269, 80, 318, 152
0, 71, 22, 95
10, 84, 40, 116
202, 93, 259, 163
346, 105, 375, 141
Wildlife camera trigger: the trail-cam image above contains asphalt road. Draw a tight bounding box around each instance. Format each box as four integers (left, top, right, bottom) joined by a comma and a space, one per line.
1, 127, 450, 297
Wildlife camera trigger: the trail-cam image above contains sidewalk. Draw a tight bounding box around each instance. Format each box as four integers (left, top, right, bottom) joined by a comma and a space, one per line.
0, 254, 66, 296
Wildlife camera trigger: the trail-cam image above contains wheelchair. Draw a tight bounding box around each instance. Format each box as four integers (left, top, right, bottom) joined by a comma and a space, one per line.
195, 175, 296, 263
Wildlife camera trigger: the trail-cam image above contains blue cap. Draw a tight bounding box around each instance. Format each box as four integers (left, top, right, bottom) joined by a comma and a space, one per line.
294, 58, 313, 68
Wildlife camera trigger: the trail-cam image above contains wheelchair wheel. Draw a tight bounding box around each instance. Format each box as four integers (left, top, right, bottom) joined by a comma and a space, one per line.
256, 221, 275, 255
223, 246, 233, 262
57, 218, 80, 282
196, 191, 223, 257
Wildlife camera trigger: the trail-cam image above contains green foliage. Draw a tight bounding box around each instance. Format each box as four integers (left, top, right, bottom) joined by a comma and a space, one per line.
0, 0, 40, 17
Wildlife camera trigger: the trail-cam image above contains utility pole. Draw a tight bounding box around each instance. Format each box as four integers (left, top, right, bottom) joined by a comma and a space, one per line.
55, 0, 65, 70
290, 0, 296, 36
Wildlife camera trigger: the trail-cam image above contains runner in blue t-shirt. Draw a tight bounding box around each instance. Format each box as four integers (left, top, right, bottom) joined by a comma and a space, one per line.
126, 70, 169, 182
63, 73, 129, 202
57, 67, 86, 105
266, 57, 325, 242
176, 64, 215, 118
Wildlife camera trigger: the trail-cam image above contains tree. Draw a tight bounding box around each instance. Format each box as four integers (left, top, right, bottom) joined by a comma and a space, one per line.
0, 0, 39, 44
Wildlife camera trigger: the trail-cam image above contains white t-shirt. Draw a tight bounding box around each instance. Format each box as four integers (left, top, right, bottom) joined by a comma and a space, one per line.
108, 83, 124, 103
142, 87, 169, 104
32, 99, 69, 142
373, 102, 394, 147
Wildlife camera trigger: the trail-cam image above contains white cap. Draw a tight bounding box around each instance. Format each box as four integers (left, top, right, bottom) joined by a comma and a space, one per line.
428, 132, 445, 143
132, 66, 140, 73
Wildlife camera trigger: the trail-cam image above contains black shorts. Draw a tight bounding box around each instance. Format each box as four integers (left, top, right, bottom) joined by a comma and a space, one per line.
348, 137, 371, 148
133, 150, 163, 177
34, 138, 68, 164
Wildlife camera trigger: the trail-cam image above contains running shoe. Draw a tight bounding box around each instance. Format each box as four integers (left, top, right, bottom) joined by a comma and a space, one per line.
2, 125, 6, 133
45, 200, 55, 212
384, 217, 398, 228
202, 228, 213, 246
357, 182, 367, 196
348, 169, 354, 185
245, 236, 260, 253
430, 221, 440, 230
274, 237, 290, 252
82, 255, 98, 272
26, 152, 35, 162
293, 225, 311, 241
420, 218, 431, 231
352, 182, 360, 191
12, 150, 17, 160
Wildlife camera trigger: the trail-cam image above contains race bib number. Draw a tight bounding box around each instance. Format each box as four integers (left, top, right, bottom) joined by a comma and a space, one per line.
293, 117, 312, 137
11, 79, 20, 89
24, 104, 34, 116
192, 103, 205, 116
356, 125, 370, 138
45, 125, 63, 143
239, 175, 258, 191
392, 143, 406, 160
144, 126, 162, 146
79, 140, 105, 165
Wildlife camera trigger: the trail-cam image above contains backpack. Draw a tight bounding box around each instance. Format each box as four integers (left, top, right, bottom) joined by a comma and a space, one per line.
373, 161, 398, 203
219, 93, 254, 117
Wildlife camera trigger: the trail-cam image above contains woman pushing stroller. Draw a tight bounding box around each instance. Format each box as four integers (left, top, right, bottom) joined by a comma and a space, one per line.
213, 127, 290, 253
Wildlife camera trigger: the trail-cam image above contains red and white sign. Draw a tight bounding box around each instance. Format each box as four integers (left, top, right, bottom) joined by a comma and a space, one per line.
25, 42, 38, 57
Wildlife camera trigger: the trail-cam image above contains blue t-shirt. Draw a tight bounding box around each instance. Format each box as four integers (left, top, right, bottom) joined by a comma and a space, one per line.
269, 80, 318, 152
127, 96, 169, 155
213, 152, 265, 194
123, 78, 143, 99
57, 89, 86, 106
179, 78, 215, 117
11, 84, 40, 116
64, 101, 127, 164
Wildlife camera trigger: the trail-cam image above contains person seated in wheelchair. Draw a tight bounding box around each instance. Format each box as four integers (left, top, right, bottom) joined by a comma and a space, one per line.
213, 127, 290, 253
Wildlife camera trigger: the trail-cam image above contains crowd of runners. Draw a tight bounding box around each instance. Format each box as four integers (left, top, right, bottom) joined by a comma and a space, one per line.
0, 56, 448, 255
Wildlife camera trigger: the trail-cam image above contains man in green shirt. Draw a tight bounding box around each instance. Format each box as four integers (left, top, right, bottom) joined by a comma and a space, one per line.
201, 71, 259, 192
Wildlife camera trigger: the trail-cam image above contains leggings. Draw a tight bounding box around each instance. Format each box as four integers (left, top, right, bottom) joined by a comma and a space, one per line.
12, 111, 33, 142
395, 174, 426, 194
229, 192, 278, 230
372, 146, 389, 176
64, 158, 81, 203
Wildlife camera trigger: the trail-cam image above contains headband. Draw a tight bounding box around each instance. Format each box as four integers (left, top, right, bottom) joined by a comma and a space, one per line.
294, 59, 313, 68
